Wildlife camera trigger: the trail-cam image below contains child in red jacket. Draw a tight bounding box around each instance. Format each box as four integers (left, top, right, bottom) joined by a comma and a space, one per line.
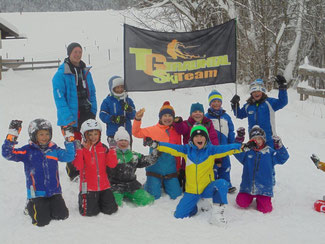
73, 119, 118, 216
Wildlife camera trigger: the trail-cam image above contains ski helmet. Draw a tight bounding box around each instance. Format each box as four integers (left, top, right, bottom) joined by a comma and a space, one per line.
28, 119, 52, 143
249, 79, 266, 94
249, 125, 266, 141
80, 119, 102, 141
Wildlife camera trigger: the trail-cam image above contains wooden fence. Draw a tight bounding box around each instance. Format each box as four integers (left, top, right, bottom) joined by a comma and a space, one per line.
0, 58, 60, 72
297, 68, 325, 101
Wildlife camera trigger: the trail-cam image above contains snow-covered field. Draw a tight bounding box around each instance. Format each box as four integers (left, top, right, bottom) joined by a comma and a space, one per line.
1, 10, 325, 244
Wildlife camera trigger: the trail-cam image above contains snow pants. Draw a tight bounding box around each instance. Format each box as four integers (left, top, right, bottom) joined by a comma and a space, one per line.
174, 179, 229, 219
27, 194, 69, 227
113, 189, 154, 206
144, 174, 182, 200
236, 192, 273, 213
78, 188, 118, 216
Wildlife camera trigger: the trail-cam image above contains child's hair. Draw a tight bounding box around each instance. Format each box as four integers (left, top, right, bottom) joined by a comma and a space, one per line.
190, 102, 204, 114
28, 118, 52, 143
208, 90, 222, 105
249, 125, 266, 141
190, 124, 209, 142
80, 119, 102, 141
159, 101, 175, 119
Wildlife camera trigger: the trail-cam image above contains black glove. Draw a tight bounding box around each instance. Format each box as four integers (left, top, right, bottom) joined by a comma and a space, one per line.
7, 120, 23, 142
61, 126, 75, 142
143, 137, 159, 149
275, 75, 287, 89
272, 136, 283, 150
230, 95, 240, 110
311, 154, 320, 168
121, 101, 133, 113
111, 115, 126, 125
174, 116, 183, 123
235, 127, 245, 143
241, 139, 257, 152
108, 138, 117, 149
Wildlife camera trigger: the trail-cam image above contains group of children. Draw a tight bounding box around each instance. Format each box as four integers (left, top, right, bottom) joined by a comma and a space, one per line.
2, 74, 292, 227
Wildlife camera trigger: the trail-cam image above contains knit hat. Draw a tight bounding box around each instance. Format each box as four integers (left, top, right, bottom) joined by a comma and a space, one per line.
108, 75, 125, 97
114, 127, 130, 142
249, 79, 266, 94
249, 125, 266, 141
190, 102, 204, 114
190, 124, 209, 142
208, 90, 223, 105
67, 42, 82, 57
159, 101, 175, 119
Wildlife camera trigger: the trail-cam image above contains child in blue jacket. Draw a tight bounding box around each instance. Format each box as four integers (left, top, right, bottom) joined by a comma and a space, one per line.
234, 125, 289, 213
99, 76, 136, 144
206, 90, 236, 193
2, 119, 75, 227
147, 125, 250, 227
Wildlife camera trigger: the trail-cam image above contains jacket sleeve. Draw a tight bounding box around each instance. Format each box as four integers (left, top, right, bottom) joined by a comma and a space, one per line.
234, 151, 246, 164
57, 141, 75, 162
125, 98, 136, 120
157, 142, 187, 158
136, 150, 160, 168
72, 148, 84, 170
272, 146, 289, 166
52, 72, 75, 126
99, 99, 112, 124
270, 89, 288, 111
173, 120, 190, 136
2, 140, 27, 162
132, 119, 154, 139
207, 122, 219, 145
233, 104, 248, 119
87, 72, 97, 116
209, 143, 242, 159
227, 115, 235, 143
106, 149, 118, 168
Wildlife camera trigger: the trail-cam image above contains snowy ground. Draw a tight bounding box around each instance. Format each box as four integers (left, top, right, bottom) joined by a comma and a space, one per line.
1, 10, 325, 244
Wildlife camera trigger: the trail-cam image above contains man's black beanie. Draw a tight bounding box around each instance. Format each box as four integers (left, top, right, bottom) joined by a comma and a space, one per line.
67, 42, 82, 56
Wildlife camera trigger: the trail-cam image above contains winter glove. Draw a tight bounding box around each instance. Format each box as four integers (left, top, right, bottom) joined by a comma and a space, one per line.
230, 94, 240, 110
111, 115, 126, 125
272, 136, 283, 150
7, 120, 23, 142
241, 139, 257, 152
235, 127, 245, 143
74, 140, 82, 150
143, 137, 159, 149
174, 116, 183, 123
61, 126, 75, 142
121, 101, 133, 113
108, 138, 117, 149
275, 75, 287, 89
311, 154, 320, 168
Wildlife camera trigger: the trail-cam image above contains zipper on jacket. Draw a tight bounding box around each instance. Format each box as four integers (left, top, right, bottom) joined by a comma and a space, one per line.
94, 146, 100, 191
30, 172, 36, 198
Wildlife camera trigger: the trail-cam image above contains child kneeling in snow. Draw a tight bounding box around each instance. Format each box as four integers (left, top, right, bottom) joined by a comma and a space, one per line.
107, 127, 160, 206
72, 119, 118, 216
146, 125, 247, 226
2, 119, 75, 227
234, 125, 289, 213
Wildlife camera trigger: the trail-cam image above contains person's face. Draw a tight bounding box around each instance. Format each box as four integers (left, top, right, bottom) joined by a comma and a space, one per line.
85, 130, 100, 145
210, 100, 222, 110
117, 139, 129, 149
193, 135, 206, 149
36, 130, 51, 145
160, 114, 174, 126
113, 85, 125, 94
254, 137, 265, 147
69, 47, 82, 66
251, 91, 263, 101
191, 111, 204, 122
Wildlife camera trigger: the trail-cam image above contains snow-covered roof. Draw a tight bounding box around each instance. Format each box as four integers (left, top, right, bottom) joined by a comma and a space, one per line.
0, 16, 25, 39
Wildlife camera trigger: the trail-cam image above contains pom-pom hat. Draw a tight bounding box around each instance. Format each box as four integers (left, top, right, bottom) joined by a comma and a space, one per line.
159, 101, 175, 119
114, 127, 130, 142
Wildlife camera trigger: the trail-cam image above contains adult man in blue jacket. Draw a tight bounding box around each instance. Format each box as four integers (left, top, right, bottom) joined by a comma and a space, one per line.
52, 42, 97, 181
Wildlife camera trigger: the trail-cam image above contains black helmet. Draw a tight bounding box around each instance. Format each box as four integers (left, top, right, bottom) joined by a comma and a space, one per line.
249, 125, 266, 141
28, 119, 52, 143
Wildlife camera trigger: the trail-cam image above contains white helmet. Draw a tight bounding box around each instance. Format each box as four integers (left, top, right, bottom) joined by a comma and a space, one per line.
80, 119, 102, 141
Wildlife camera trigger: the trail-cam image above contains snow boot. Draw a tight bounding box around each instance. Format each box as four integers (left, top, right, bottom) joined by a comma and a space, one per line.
228, 186, 237, 194
209, 203, 227, 227
197, 198, 212, 212
314, 200, 325, 213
